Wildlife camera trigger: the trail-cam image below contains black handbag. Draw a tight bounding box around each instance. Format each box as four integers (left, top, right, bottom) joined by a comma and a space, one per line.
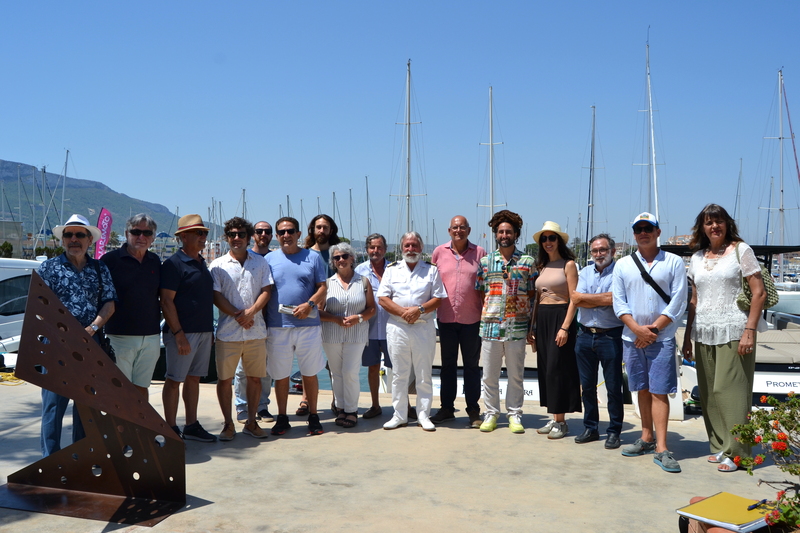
92, 260, 116, 362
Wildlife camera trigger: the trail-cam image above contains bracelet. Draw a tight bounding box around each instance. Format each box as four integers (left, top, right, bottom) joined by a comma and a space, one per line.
745, 328, 756, 332
172, 328, 183, 335
559, 327, 568, 332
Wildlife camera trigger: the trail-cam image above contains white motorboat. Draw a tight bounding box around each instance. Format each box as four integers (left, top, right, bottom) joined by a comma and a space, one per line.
0, 258, 43, 362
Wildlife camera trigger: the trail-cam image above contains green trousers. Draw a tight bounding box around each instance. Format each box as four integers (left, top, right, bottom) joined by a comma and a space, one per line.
694, 340, 755, 459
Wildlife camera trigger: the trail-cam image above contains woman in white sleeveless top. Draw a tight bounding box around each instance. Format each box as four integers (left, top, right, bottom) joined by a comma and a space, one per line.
320, 243, 376, 428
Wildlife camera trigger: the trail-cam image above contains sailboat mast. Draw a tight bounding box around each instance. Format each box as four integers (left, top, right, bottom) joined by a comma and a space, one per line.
734, 158, 743, 226
646, 40, 661, 240
778, 70, 785, 279
405, 60, 412, 232
365, 176, 370, 236
584, 106, 596, 265
349, 188, 352, 242
61, 150, 68, 224
479, 86, 504, 251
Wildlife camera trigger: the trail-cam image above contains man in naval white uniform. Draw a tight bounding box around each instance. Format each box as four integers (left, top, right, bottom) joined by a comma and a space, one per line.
377, 231, 447, 431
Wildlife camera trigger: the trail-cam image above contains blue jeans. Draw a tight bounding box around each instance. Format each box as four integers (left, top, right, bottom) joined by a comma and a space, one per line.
41, 389, 85, 457
575, 327, 624, 434
437, 321, 481, 412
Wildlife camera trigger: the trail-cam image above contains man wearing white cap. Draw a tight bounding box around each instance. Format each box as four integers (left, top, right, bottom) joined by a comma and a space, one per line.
38, 214, 118, 456
160, 214, 217, 443
612, 212, 687, 473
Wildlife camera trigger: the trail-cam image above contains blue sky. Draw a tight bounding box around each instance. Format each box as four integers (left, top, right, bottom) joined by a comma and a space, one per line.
2, 1, 799, 250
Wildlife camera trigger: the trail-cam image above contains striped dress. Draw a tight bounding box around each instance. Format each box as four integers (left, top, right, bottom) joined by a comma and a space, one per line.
321, 273, 370, 345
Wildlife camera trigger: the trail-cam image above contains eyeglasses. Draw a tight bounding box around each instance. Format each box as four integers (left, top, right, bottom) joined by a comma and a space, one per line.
540, 234, 559, 243
633, 225, 655, 234
332, 253, 351, 261
276, 228, 297, 236
254, 228, 272, 235
62, 231, 89, 240
129, 229, 154, 237
590, 247, 610, 255
450, 225, 468, 231
226, 231, 248, 239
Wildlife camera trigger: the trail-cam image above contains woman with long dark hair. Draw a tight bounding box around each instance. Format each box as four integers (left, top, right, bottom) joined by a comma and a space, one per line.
682, 204, 766, 472
531, 221, 581, 439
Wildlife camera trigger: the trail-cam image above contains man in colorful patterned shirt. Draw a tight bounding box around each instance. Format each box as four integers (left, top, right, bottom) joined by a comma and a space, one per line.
476, 210, 536, 434
38, 214, 117, 457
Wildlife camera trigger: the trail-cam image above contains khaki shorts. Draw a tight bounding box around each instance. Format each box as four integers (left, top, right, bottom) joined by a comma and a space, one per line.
215, 339, 267, 381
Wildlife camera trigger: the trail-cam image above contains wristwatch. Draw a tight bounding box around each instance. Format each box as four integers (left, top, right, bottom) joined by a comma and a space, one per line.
358, 314, 364, 323
418, 304, 425, 314
649, 327, 660, 334
307, 300, 317, 309
90, 324, 99, 332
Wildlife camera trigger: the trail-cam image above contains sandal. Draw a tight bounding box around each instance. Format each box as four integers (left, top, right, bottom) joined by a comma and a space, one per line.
295, 400, 310, 416
342, 412, 358, 429
717, 457, 738, 472
335, 409, 346, 426
707, 451, 724, 464
363, 406, 382, 419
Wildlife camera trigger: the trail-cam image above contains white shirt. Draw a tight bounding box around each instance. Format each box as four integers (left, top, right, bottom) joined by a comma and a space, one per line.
377, 260, 447, 326
321, 273, 370, 345
210, 252, 274, 341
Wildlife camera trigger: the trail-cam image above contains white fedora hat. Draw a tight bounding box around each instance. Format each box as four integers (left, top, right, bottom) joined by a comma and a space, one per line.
533, 221, 569, 244
53, 214, 102, 241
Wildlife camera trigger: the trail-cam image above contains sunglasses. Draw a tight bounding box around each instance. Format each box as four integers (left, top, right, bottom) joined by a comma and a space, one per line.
129, 229, 154, 237
62, 231, 89, 240
332, 253, 351, 262
189, 230, 209, 237
633, 225, 655, 234
254, 228, 272, 235
540, 234, 559, 243
226, 231, 248, 239
276, 228, 297, 236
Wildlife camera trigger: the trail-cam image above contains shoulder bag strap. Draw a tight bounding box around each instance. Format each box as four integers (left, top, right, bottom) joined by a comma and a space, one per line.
630, 252, 671, 305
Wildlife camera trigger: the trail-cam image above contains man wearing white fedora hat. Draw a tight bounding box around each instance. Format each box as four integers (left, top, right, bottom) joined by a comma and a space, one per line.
160, 214, 217, 443
38, 213, 118, 456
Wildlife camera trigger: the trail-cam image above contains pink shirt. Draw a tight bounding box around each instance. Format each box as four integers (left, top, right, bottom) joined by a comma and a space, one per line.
431, 240, 487, 324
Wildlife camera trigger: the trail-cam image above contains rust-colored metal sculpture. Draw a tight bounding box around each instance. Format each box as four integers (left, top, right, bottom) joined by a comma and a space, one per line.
0, 272, 185, 527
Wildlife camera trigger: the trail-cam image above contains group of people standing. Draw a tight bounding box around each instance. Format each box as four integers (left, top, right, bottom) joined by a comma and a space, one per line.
37, 203, 765, 477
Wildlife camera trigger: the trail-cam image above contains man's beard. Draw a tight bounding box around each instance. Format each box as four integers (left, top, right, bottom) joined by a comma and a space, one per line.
403, 251, 420, 264
496, 237, 514, 249
315, 233, 329, 246
594, 255, 612, 269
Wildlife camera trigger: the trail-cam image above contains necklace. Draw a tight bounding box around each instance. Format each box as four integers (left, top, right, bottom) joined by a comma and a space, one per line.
703, 244, 727, 271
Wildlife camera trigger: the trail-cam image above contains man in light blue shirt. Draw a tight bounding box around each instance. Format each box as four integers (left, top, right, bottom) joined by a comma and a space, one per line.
572, 233, 624, 449
612, 212, 687, 473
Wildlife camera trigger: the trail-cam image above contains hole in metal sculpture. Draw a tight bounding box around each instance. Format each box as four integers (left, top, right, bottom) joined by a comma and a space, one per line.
57, 323, 68, 331
85, 385, 97, 395
37, 296, 49, 305
72, 352, 83, 362
122, 446, 133, 458
71, 454, 78, 461
35, 314, 44, 321
111, 378, 123, 388
60, 476, 67, 484
132, 472, 140, 481
58, 360, 65, 366
154, 435, 166, 448
91, 465, 102, 477
37, 335, 50, 344
34, 365, 47, 374
117, 425, 124, 433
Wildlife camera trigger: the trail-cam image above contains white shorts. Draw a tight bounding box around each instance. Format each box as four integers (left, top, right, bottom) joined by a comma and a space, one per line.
266, 327, 325, 380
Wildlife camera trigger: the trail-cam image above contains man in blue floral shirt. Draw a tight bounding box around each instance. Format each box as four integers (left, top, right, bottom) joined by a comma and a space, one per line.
38, 214, 117, 457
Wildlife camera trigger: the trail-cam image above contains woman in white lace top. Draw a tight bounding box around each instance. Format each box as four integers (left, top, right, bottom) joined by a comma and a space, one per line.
682, 204, 766, 473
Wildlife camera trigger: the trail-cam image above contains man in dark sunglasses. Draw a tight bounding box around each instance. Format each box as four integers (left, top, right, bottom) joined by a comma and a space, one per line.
100, 213, 162, 403
612, 212, 687, 473
251, 221, 273, 257
37, 213, 118, 456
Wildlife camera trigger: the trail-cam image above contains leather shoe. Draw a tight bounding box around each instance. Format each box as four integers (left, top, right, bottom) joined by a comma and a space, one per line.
574, 429, 600, 444
605, 432, 621, 449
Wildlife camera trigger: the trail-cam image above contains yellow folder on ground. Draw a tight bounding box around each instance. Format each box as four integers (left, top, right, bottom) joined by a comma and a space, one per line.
676, 492, 774, 532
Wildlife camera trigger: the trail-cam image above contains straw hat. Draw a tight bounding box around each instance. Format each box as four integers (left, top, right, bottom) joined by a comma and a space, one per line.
533, 221, 569, 244
174, 214, 210, 235
53, 214, 102, 241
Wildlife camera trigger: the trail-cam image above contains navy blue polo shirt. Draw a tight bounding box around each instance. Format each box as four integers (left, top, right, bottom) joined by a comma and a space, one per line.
160, 248, 214, 333
101, 243, 162, 336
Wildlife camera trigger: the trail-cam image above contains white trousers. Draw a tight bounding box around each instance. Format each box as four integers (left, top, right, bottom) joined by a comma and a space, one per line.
481, 339, 526, 417
386, 321, 435, 421
323, 342, 364, 414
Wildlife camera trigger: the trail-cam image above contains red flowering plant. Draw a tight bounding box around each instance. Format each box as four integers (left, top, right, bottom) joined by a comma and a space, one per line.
733, 392, 800, 528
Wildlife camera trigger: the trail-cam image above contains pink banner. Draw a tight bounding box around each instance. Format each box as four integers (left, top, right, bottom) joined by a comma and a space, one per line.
94, 208, 113, 259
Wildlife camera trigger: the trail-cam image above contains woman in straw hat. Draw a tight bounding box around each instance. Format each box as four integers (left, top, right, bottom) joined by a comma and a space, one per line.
531, 221, 581, 439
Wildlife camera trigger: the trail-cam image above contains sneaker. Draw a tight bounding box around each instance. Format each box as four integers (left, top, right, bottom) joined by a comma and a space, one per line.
170, 425, 184, 439
183, 421, 217, 443
418, 414, 436, 432
271, 414, 291, 436
621, 438, 656, 457
430, 407, 455, 424
243, 421, 268, 439
480, 414, 498, 432
383, 415, 408, 430
537, 419, 557, 434
467, 409, 482, 429
219, 422, 236, 441
307, 413, 323, 436
547, 422, 568, 440
653, 450, 681, 473
236, 411, 248, 424
508, 414, 525, 434
258, 409, 274, 423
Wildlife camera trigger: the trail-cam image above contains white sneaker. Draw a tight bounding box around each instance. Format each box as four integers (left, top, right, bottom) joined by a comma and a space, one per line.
548, 422, 569, 440
383, 415, 408, 430
418, 414, 435, 432
537, 419, 557, 434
